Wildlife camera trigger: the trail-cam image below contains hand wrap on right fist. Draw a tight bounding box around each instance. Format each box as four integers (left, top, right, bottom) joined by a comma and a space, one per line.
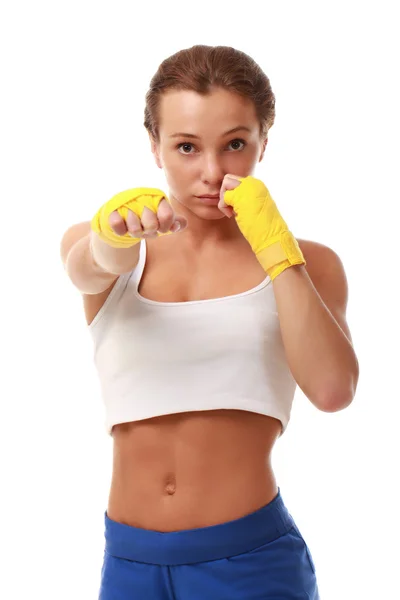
91, 187, 169, 248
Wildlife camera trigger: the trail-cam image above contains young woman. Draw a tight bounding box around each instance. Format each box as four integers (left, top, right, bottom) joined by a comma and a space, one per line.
61, 45, 359, 599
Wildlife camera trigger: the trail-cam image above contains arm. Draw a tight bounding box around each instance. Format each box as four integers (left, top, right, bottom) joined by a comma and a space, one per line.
60, 222, 140, 295
272, 243, 359, 412
220, 175, 359, 412
62, 185, 186, 295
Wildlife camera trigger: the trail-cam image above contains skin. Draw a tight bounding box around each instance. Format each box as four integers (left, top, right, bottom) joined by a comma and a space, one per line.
66, 83, 354, 542
109, 86, 267, 242
101, 87, 295, 532
150, 87, 267, 237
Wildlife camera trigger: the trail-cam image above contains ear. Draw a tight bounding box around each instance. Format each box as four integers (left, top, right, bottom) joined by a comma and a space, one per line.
258, 137, 268, 162
149, 133, 163, 169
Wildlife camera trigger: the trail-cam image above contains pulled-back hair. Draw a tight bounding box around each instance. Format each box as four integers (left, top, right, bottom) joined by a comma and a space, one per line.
144, 45, 276, 142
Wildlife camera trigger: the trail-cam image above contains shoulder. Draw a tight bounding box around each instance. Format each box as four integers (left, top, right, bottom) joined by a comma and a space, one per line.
297, 238, 345, 278
296, 238, 352, 341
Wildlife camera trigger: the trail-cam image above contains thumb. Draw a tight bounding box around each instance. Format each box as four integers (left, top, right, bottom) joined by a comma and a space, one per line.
170, 216, 188, 233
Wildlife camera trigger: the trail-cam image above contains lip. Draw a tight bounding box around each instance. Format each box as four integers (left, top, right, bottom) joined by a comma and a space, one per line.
197, 195, 220, 199
197, 195, 220, 206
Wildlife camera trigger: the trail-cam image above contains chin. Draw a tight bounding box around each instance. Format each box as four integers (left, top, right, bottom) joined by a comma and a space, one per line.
193, 205, 227, 220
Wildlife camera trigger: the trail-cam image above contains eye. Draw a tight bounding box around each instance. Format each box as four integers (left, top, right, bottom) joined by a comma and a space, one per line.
178, 143, 195, 155
177, 138, 247, 155
228, 138, 246, 151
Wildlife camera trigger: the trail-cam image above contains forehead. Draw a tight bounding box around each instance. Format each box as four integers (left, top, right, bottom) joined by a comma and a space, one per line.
158, 87, 258, 134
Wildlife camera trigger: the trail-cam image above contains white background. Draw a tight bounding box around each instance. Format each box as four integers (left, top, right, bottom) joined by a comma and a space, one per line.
1, 1, 399, 598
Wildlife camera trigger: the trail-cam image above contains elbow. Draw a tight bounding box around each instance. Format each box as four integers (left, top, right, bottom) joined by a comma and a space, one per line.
316, 380, 358, 413
317, 359, 359, 413
318, 394, 353, 413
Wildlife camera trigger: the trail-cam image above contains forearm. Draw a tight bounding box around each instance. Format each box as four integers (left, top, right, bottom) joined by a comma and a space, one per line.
89, 230, 141, 275
66, 232, 140, 294
273, 265, 359, 411
221, 175, 359, 410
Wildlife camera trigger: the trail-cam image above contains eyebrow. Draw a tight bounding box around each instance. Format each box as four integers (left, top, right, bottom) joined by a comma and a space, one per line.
169, 126, 252, 139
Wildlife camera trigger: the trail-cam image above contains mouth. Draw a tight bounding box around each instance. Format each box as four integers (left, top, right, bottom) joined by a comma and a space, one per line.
196, 195, 220, 206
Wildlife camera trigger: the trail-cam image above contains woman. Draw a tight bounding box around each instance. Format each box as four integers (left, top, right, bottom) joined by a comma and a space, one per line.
61, 45, 359, 599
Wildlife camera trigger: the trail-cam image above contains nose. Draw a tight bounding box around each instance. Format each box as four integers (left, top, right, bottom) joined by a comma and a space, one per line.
200, 152, 225, 187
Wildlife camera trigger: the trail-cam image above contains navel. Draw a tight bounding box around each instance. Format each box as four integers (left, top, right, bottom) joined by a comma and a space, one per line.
164, 473, 177, 495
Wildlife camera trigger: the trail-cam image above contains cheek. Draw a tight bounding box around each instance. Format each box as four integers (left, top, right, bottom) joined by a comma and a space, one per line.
163, 150, 184, 171
230, 149, 258, 166
161, 158, 192, 198
166, 155, 196, 183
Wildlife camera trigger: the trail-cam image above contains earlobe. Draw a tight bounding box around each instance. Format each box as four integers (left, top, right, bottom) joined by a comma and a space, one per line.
259, 138, 268, 162
149, 134, 163, 169
154, 152, 162, 169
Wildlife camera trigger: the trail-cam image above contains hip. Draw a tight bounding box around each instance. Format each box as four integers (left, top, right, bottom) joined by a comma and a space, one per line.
100, 488, 319, 599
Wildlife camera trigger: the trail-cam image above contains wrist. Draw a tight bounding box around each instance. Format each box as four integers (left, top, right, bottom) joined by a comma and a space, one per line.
256, 231, 306, 280
90, 231, 141, 274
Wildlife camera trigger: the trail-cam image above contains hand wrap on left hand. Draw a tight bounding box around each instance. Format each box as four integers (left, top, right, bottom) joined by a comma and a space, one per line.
223, 176, 306, 280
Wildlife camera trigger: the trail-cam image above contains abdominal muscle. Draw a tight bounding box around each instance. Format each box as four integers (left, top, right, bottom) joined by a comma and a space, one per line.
107, 408, 282, 533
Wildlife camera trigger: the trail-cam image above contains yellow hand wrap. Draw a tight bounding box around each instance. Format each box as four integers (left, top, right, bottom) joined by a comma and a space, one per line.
224, 176, 306, 280
91, 187, 169, 248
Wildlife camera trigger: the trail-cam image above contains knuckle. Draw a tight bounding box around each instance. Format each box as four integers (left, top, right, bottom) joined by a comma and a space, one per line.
141, 217, 158, 230
159, 211, 173, 225
141, 209, 158, 227
109, 211, 122, 225
158, 200, 173, 216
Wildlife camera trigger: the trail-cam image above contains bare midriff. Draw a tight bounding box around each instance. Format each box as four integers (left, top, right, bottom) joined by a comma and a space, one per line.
107, 409, 282, 533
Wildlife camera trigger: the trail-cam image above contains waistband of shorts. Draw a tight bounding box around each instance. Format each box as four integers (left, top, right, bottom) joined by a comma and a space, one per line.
103, 488, 295, 565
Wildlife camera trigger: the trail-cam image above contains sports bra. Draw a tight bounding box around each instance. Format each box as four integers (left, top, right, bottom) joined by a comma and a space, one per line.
88, 239, 297, 435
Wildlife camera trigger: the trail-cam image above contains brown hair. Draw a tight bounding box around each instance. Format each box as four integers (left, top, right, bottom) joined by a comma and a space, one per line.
144, 45, 276, 142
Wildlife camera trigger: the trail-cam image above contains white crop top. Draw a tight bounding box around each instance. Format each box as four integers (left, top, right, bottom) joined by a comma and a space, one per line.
88, 240, 297, 436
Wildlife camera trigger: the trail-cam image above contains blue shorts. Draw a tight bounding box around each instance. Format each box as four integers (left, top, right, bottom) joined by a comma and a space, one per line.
99, 488, 319, 599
